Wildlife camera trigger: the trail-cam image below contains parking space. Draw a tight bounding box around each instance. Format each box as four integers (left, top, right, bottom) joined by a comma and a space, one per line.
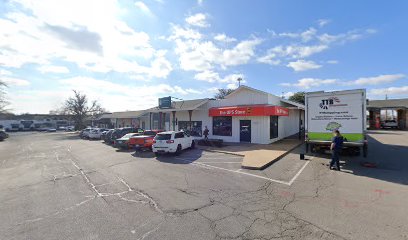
2, 131, 408, 240
162, 147, 311, 186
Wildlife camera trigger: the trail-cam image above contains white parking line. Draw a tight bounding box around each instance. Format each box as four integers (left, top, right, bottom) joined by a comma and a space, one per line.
288, 160, 310, 185
197, 161, 242, 164
175, 157, 311, 186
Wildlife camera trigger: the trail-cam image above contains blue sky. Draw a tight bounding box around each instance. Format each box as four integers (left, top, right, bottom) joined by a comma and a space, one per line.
0, 0, 407, 114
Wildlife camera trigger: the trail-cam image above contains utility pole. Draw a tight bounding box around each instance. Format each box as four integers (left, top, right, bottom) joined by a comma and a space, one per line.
237, 77, 242, 87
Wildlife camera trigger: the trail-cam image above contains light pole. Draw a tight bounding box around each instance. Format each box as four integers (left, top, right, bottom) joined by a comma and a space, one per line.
237, 77, 242, 87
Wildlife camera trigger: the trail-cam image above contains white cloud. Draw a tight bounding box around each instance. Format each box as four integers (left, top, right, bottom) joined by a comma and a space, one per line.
197, 0, 203, 5
269, 44, 329, 59
317, 19, 330, 27
2, 77, 31, 86
327, 60, 338, 64
38, 65, 69, 73
168, 25, 202, 40
221, 38, 262, 67
0, 0, 172, 79
214, 33, 236, 43
344, 74, 405, 85
194, 71, 245, 88
281, 74, 406, 90
369, 86, 408, 96
57, 76, 200, 111
194, 70, 220, 82
257, 52, 280, 65
134, 1, 153, 16
286, 59, 322, 72
185, 13, 209, 28
317, 29, 376, 45
0, 69, 13, 76
281, 78, 337, 89
282, 91, 295, 99
278, 28, 317, 42
170, 24, 261, 72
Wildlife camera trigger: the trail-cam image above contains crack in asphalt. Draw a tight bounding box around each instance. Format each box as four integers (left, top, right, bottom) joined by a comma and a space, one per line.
8, 136, 353, 240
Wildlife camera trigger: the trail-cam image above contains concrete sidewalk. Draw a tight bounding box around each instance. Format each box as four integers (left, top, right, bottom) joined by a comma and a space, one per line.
197, 138, 303, 170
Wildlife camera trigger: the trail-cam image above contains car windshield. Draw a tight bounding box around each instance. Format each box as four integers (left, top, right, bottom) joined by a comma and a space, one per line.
155, 134, 172, 140
143, 131, 157, 136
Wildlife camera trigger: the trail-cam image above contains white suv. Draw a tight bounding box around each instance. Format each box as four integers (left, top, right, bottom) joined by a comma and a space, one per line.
152, 131, 195, 156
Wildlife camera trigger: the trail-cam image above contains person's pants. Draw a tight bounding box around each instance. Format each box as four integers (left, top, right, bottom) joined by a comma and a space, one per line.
330, 150, 340, 169
204, 135, 208, 139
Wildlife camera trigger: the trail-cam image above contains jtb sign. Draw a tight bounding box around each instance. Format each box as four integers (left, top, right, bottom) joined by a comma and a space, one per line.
209, 105, 289, 117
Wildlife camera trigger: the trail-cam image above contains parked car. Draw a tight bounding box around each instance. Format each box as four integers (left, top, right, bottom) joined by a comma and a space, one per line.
100, 129, 111, 141
381, 120, 398, 129
114, 133, 141, 149
152, 131, 195, 156
88, 128, 108, 140
104, 129, 115, 143
80, 128, 92, 139
65, 126, 75, 131
0, 128, 9, 141
109, 127, 142, 144
129, 130, 163, 150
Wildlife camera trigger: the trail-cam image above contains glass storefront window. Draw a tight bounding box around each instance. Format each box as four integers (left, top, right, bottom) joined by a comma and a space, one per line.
213, 116, 232, 136
178, 121, 202, 137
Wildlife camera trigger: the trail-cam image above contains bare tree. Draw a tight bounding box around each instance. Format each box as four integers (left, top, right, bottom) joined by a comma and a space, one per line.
214, 88, 234, 99
63, 90, 105, 130
0, 80, 9, 113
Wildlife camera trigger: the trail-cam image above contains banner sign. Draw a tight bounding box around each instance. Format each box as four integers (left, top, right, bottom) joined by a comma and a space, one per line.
209, 105, 289, 117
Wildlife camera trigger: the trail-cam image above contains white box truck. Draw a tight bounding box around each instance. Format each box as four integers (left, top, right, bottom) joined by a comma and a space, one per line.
305, 89, 368, 157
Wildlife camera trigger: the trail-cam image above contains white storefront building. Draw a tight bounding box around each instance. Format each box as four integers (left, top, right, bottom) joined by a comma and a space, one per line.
110, 86, 304, 144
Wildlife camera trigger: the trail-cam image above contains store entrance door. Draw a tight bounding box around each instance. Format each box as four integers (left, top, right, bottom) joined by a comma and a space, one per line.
240, 120, 251, 142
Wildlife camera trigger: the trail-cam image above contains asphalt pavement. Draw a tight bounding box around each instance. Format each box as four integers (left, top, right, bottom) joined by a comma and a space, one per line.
0, 130, 407, 240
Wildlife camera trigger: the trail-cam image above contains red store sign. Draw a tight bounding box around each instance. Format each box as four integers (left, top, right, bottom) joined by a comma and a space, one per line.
209, 105, 289, 117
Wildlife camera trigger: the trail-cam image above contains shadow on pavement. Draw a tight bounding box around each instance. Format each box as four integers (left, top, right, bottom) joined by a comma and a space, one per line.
131, 151, 155, 158
312, 134, 408, 185
154, 149, 204, 164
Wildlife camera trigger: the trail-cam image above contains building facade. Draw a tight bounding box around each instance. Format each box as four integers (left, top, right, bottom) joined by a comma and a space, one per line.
108, 86, 305, 144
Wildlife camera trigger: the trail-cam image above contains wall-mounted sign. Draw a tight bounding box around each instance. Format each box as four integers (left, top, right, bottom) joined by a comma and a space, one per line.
158, 96, 172, 109
209, 105, 289, 117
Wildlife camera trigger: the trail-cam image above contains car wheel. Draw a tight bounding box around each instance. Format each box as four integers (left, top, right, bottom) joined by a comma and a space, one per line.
175, 144, 182, 156
191, 140, 195, 149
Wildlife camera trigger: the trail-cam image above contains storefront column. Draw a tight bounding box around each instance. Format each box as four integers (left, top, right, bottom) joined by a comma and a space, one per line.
149, 112, 152, 129
188, 110, 193, 131
159, 112, 162, 130
172, 111, 176, 131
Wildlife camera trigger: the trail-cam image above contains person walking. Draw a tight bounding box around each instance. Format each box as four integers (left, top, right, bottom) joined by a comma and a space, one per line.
330, 129, 343, 171
203, 126, 209, 140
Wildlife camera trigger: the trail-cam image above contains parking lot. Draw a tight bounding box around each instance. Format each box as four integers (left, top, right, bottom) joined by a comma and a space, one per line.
1, 130, 407, 240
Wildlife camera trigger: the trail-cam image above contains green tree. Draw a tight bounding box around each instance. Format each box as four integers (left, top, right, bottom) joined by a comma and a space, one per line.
63, 90, 105, 130
214, 88, 234, 99
288, 92, 305, 105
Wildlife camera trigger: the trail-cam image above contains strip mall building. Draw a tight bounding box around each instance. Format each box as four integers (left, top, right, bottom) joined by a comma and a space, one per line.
104, 86, 305, 144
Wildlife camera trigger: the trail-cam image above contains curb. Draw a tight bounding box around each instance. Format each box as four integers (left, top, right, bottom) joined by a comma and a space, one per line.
241, 142, 304, 170
197, 147, 246, 157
